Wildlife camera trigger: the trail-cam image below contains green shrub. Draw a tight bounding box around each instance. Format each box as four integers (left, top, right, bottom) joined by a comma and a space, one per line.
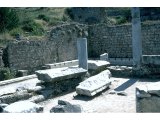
2, 46, 9, 67
0, 67, 15, 81
123, 9, 131, 21
65, 8, 74, 20
115, 16, 127, 24
62, 14, 71, 22
22, 19, 44, 35
9, 27, 23, 37
37, 14, 50, 22
0, 8, 19, 32
48, 17, 62, 26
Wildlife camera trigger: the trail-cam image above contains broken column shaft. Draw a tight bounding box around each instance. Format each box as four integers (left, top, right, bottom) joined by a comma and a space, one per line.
77, 38, 88, 70
131, 7, 142, 68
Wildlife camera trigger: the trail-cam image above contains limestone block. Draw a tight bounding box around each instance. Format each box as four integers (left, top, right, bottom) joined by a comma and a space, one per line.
100, 53, 108, 61
76, 70, 112, 96
27, 86, 44, 93
0, 77, 41, 97
35, 67, 87, 82
108, 58, 133, 66
45, 60, 78, 69
142, 55, 160, 65
0, 90, 33, 104
136, 85, 151, 98
28, 95, 45, 103
136, 82, 160, 112
136, 82, 160, 98
3, 101, 43, 113
50, 100, 82, 113
88, 60, 110, 70
16, 70, 28, 77
0, 74, 37, 86
147, 82, 160, 96
107, 66, 132, 77
0, 87, 17, 96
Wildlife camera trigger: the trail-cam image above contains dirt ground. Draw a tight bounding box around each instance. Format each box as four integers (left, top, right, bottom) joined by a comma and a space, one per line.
39, 77, 159, 113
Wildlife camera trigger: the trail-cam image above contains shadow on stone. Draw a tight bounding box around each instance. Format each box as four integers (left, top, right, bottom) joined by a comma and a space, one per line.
114, 78, 137, 91
39, 88, 76, 102
138, 78, 160, 82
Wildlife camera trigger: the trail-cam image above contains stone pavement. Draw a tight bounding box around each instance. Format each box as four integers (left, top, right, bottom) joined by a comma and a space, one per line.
39, 77, 159, 113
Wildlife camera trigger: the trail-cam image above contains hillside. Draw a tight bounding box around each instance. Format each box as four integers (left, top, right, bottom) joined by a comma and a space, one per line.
0, 7, 70, 46
0, 7, 160, 47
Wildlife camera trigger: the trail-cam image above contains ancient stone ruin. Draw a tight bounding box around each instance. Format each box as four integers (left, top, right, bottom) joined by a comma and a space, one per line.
136, 82, 160, 112
0, 7, 160, 113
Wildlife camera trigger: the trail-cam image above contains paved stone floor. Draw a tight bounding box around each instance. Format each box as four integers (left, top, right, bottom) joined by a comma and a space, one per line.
0, 77, 40, 96
39, 77, 159, 113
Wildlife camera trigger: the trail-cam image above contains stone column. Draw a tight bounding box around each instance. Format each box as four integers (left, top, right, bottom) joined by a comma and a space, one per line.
131, 7, 142, 68
77, 38, 88, 70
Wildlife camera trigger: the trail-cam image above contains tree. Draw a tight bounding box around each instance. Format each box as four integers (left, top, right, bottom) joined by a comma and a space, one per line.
0, 8, 19, 32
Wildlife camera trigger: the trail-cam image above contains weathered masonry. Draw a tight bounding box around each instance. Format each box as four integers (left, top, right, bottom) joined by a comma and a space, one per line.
88, 22, 160, 58
6, 41, 57, 73
5, 23, 88, 73
4, 22, 160, 72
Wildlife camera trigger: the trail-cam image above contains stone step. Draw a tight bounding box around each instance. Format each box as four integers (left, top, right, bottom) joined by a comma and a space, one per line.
108, 58, 133, 66
142, 55, 160, 65
76, 70, 112, 96
0, 74, 37, 86
44, 60, 110, 70
45, 60, 78, 69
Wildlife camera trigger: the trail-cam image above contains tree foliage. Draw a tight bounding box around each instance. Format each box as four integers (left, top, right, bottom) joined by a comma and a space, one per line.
0, 8, 19, 32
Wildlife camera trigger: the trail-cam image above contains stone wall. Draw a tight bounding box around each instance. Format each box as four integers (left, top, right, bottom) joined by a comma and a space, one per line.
6, 23, 87, 73
7, 41, 57, 73
141, 22, 160, 55
88, 24, 132, 58
4, 22, 160, 72
49, 23, 88, 62
88, 22, 160, 58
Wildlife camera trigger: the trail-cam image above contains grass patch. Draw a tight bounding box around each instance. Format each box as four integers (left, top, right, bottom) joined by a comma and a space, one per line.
37, 14, 50, 22
22, 19, 45, 36
0, 67, 15, 81
9, 27, 24, 37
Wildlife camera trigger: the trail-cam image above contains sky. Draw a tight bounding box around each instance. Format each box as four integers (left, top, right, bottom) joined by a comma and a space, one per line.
0, 0, 160, 7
